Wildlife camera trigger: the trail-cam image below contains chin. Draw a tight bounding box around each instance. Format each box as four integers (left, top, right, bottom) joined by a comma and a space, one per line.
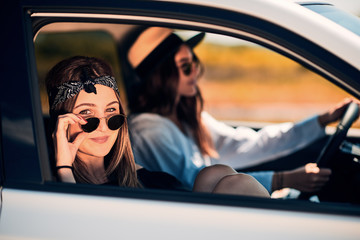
79, 143, 113, 158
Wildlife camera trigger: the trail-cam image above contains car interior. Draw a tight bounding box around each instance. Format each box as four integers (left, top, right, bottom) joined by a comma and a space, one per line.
34, 20, 360, 205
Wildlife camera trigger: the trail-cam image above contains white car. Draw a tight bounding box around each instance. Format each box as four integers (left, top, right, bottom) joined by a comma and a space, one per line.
1, 0, 360, 239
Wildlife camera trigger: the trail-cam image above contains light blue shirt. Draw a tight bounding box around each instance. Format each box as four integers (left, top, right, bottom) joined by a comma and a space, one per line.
129, 112, 326, 192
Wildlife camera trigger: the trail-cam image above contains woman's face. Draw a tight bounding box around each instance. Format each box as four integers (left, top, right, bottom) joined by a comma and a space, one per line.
69, 85, 120, 159
175, 44, 199, 97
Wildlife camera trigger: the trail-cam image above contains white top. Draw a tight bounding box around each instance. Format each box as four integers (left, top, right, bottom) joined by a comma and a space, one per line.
129, 112, 326, 191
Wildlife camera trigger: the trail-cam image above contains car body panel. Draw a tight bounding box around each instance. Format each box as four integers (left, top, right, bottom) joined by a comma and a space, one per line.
1, 0, 360, 239
1, 188, 360, 240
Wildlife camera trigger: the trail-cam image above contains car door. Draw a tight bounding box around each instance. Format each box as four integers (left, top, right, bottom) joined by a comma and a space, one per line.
1, 1, 360, 239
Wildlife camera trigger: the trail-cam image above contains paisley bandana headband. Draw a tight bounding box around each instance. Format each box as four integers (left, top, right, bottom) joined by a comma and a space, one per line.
49, 75, 119, 110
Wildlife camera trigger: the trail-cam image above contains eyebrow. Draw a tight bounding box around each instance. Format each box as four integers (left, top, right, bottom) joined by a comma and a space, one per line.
73, 103, 95, 109
73, 101, 119, 110
107, 101, 120, 106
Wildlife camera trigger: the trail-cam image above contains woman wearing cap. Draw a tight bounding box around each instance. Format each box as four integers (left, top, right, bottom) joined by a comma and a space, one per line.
127, 27, 356, 195
47, 55, 269, 197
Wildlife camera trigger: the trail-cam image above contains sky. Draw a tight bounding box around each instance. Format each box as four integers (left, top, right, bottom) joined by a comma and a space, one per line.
327, 0, 360, 15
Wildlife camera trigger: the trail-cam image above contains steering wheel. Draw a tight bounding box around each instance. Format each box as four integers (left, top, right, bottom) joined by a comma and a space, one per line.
316, 102, 359, 168
298, 102, 359, 200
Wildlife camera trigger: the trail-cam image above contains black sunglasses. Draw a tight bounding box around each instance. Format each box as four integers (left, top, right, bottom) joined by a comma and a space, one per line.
179, 60, 199, 76
80, 114, 126, 133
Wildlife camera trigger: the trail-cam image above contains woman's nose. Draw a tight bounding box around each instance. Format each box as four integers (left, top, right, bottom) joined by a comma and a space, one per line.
97, 117, 108, 131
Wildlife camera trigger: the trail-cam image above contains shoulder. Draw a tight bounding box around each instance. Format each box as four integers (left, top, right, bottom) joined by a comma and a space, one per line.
129, 113, 170, 129
128, 113, 180, 144
201, 111, 218, 124
128, 113, 175, 134
200, 111, 231, 132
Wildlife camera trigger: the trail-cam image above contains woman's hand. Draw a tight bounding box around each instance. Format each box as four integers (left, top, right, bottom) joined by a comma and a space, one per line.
52, 113, 88, 182
272, 163, 332, 192
282, 163, 332, 192
318, 98, 360, 127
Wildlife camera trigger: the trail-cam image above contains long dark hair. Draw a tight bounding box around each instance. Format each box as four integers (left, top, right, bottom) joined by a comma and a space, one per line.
46, 56, 141, 187
129, 48, 218, 158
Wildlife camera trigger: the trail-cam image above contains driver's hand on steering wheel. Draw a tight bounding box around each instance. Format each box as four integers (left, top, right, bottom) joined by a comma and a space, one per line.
272, 163, 332, 192
271, 98, 359, 193
318, 98, 360, 127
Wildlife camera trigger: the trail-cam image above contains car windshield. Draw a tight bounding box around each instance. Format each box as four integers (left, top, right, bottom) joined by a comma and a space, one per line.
302, 3, 360, 36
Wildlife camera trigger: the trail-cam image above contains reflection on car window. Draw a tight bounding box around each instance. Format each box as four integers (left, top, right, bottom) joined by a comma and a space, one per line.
303, 4, 360, 36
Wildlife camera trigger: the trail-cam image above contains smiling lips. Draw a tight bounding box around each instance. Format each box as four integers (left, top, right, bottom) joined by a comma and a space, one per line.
90, 136, 109, 144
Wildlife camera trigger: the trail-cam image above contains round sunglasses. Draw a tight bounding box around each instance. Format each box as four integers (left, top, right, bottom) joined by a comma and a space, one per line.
80, 114, 126, 133
178, 60, 199, 76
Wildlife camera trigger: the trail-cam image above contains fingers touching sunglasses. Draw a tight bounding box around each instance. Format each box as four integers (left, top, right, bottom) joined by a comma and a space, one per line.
80, 114, 126, 133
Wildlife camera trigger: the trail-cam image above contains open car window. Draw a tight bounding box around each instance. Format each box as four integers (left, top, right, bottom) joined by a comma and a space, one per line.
34, 19, 359, 204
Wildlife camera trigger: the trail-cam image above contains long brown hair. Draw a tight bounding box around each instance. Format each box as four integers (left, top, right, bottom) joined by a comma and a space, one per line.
46, 56, 141, 187
129, 48, 218, 158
